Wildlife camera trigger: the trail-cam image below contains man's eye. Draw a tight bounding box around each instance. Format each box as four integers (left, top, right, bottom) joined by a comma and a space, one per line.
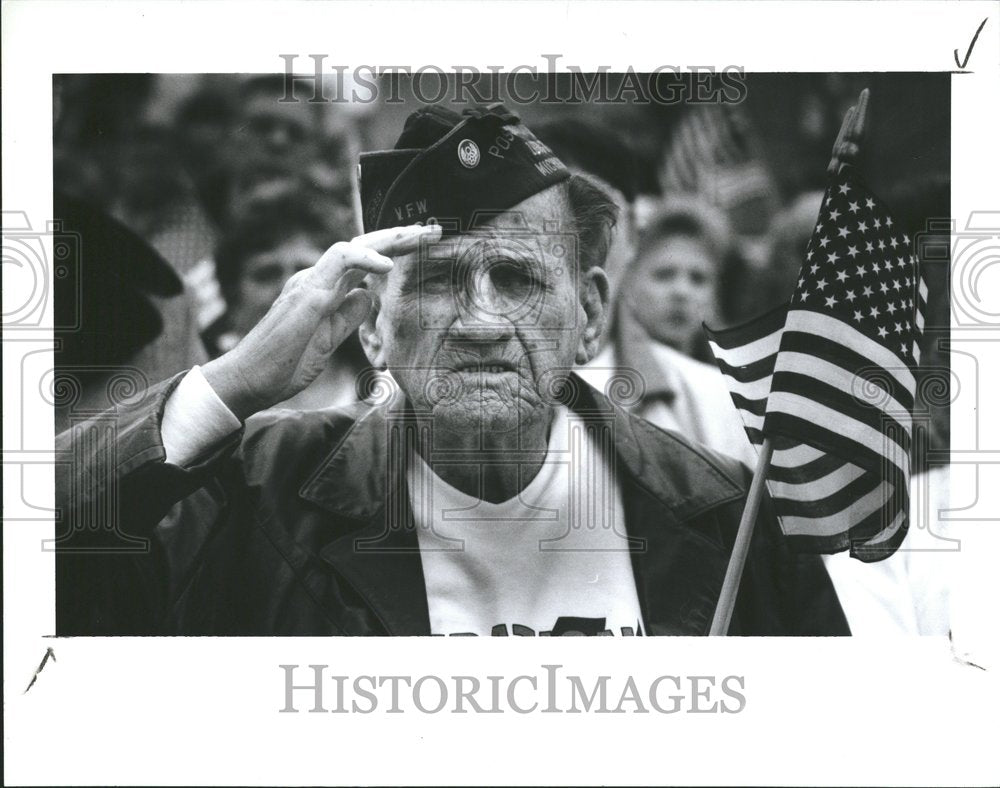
490, 261, 535, 290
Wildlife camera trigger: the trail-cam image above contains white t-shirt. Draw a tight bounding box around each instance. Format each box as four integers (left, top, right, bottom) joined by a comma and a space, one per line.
407, 406, 645, 637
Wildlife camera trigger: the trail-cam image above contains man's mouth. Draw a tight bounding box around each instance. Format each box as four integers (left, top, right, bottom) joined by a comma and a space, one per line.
452, 359, 518, 374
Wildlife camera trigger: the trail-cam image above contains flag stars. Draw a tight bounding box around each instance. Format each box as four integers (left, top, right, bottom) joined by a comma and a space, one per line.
892, 279, 901, 290
825, 295, 838, 308
879, 281, 890, 294
877, 239, 886, 250
818, 235, 831, 248
857, 220, 868, 233
862, 285, 874, 298
894, 322, 902, 333
886, 302, 897, 314
806, 249, 814, 261
901, 343, 908, 355
853, 310, 863, 322
839, 182, 851, 195
877, 325, 888, 338
865, 197, 875, 209
865, 241, 874, 252
873, 217, 882, 229
836, 270, 848, 282
890, 236, 899, 248
870, 306, 880, 318
827, 251, 840, 264
848, 201, 860, 214
847, 245, 860, 258
845, 289, 857, 302
902, 234, 910, 245
829, 208, 841, 221
815, 278, 828, 292
886, 216, 893, 228
810, 263, 820, 274
837, 226, 850, 239
855, 264, 866, 277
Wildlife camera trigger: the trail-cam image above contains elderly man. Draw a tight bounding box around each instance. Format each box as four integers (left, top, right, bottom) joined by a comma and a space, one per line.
57, 104, 847, 636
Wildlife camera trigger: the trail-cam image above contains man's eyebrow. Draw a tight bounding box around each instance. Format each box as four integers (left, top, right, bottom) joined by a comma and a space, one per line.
400, 257, 454, 290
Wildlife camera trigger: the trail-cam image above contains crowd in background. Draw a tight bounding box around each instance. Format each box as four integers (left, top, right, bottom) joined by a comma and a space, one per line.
51, 72, 951, 463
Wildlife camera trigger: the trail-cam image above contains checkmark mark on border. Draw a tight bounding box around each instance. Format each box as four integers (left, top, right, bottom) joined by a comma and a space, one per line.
955, 17, 988, 69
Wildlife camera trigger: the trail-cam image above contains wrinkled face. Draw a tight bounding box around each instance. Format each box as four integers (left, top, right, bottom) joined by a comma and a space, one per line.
626, 234, 719, 351
361, 186, 607, 435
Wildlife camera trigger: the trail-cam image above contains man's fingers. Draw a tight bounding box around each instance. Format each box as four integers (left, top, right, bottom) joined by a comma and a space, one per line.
308, 241, 394, 289
328, 288, 372, 345
352, 223, 442, 257
336, 287, 373, 326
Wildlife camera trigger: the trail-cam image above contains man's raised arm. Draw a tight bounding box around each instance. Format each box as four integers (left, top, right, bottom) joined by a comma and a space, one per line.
55, 223, 439, 632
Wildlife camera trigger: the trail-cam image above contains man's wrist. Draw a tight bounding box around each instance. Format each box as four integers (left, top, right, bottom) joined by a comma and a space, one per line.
162, 366, 242, 466
201, 354, 266, 422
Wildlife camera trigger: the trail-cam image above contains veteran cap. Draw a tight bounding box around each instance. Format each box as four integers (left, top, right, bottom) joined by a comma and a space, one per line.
358, 103, 570, 234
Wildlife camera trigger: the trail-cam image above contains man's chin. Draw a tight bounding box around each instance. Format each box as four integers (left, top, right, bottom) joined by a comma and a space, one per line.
428, 389, 547, 435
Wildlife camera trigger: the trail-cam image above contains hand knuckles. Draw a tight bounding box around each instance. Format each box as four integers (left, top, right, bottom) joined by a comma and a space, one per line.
281, 270, 308, 292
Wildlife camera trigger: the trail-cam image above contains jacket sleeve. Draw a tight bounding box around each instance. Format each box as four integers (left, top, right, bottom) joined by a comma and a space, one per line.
55, 370, 245, 634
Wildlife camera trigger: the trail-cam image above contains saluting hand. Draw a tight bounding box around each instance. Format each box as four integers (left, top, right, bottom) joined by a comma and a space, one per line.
202, 223, 441, 420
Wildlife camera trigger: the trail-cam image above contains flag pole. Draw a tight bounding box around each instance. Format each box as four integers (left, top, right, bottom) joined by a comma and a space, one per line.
710, 436, 774, 635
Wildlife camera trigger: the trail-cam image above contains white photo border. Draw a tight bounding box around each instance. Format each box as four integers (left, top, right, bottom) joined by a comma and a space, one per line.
4, 1, 999, 785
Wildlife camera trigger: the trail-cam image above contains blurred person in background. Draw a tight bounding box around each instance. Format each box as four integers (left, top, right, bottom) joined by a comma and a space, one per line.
204, 189, 366, 410
181, 75, 364, 337
657, 103, 782, 280
222, 74, 356, 225
620, 198, 746, 362
582, 198, 755, 467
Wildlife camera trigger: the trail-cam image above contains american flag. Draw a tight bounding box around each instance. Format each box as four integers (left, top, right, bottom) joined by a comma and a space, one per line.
705, 169, 926, 562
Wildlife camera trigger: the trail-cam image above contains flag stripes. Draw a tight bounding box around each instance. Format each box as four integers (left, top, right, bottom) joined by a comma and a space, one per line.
705, 169, 923, 561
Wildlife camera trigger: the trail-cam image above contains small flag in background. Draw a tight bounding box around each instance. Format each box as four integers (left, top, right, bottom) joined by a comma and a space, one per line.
705, 169, 926, 562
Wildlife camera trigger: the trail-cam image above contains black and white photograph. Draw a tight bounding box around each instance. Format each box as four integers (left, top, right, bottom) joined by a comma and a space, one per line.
49, 70, 952, 638
4, 2, 998, 785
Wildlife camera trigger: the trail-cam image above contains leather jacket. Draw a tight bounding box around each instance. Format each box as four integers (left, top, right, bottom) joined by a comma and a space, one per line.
56, 371, 849, 636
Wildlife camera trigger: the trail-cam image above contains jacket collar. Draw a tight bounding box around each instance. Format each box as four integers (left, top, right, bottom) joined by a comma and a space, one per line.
300, 372, 744, 524
300, 373, 746, 636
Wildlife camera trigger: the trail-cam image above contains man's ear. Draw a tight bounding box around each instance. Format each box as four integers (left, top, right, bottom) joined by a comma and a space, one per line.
358, 286, 386, 368
576, 266, 610, 365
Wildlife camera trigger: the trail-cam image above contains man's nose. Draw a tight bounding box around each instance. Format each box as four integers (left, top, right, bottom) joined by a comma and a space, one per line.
450, 269, 516, 341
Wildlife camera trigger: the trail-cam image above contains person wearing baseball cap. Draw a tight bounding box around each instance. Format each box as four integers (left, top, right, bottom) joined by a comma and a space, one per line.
56, 103, 847, 637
